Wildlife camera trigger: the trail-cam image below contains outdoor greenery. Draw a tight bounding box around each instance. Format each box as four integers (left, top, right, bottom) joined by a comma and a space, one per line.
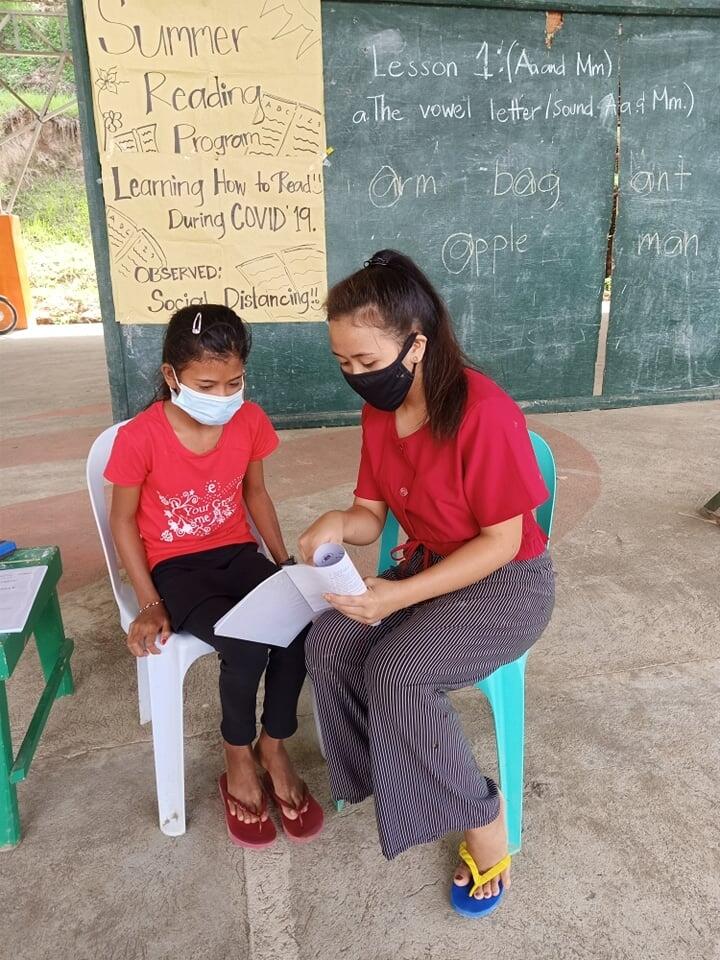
12, 173, 89, 245
0, 87, 78, 117
1, 5, 97, 322
0, 2, 75, 90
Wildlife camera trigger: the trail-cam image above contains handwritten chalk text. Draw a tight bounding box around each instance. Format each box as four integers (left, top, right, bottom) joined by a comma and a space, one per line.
637, 230, 699, 257
442, 226, 529, 277
368, 164, 438, 208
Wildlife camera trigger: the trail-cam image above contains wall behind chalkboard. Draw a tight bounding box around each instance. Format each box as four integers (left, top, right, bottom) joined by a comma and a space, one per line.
68, 0, 720, 425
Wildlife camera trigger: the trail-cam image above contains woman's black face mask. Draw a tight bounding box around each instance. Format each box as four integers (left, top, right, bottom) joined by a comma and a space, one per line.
342, 333, 418, 411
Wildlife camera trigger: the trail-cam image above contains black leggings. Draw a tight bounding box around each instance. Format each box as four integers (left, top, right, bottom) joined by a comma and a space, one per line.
152, 543, 307, 746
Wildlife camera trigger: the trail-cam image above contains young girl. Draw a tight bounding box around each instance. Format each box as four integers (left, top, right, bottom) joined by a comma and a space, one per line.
299, 251, 555, 917
105, 304, 323, 847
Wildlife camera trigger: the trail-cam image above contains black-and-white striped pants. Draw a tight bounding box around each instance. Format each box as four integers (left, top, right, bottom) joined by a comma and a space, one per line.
306, 550, 555, 860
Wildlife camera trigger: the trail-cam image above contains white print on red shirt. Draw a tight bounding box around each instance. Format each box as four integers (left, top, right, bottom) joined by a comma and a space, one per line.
158, 476, 244, 542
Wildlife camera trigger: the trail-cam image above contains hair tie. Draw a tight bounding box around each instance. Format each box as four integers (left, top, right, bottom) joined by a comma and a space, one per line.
192, 312, 202, 334
364, 254, 391, 269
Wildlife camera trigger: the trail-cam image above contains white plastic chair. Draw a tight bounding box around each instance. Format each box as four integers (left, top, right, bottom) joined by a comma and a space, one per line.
86, 420, 324, 837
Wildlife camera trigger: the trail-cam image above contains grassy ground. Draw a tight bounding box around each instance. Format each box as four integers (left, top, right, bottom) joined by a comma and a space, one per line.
23, 240, 100, 323
14, 174, 100, 323
13, 173, 88, 246
0, 88, 78, 118
2, 148, 100, 323
15, 172, 100, 322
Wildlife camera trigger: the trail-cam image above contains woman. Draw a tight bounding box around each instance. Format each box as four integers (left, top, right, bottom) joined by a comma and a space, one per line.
299, 250, 554, 917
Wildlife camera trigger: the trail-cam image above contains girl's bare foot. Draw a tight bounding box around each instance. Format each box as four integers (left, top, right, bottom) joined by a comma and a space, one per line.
453, 793, 511, 900
223, 742, 267, 825
255, 732, 309, 821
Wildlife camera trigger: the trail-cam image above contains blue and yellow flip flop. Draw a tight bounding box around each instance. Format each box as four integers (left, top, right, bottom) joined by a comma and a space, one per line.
450, 841, 511, 918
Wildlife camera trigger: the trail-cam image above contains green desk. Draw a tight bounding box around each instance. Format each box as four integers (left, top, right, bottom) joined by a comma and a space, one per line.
0, 547, 74, 848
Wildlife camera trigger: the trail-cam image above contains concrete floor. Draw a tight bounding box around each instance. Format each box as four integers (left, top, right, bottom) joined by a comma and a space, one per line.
0, 327, 718, 960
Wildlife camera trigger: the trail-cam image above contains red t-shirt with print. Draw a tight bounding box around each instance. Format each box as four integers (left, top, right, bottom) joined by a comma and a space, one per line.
104, 401, 279, 569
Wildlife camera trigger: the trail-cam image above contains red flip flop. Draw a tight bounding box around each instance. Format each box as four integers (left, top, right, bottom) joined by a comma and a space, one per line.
262, 772, 324, 843
218, 773, 277, 849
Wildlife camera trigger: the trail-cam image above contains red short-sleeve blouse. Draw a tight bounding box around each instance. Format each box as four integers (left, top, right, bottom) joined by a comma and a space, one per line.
354, 369, 549, 561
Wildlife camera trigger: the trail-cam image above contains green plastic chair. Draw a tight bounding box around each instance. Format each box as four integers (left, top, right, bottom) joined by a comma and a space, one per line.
374, 431, 556, 854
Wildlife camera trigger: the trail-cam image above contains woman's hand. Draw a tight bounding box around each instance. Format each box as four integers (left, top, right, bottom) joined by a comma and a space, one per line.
127, 603, 171, 657
298, 511, 346, 563
325, 577, 407, 625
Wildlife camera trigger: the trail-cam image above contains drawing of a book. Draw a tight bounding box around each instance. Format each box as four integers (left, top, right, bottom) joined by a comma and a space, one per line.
288, 103, 323, 156
112, 123, 159, 153
281, 244, 326, 287
106, 206, 166, 279
236, 253, 297, 319
236, 245, 325, 320
248, 93, 323, 157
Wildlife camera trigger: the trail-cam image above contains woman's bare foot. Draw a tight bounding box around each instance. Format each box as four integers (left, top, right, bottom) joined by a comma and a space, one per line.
255, 731, 309, 821
223, 742, 267, 825
453, 793, 511, 900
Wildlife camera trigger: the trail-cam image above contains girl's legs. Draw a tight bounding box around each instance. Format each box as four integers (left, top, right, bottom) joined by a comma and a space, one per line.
254, 625, 310, 819
154, 544, 308, 823
181, 596, 308, 821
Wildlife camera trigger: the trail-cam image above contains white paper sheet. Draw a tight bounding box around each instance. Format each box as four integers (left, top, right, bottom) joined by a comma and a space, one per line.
285, 544, 367, 612
0, 565, 47, 633
213, 545, 370, 646
214, 570, 313, 648
314, 543, 368, 594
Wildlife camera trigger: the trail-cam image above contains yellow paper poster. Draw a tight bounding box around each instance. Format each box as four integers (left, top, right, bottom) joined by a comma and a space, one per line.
81, 0, 327, 323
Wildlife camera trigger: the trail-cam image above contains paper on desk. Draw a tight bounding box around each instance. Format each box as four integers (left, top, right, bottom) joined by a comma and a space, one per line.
0, 565, 47, 633
285, 543, 367, 613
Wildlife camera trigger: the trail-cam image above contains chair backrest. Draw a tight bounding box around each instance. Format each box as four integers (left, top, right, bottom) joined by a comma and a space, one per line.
86, 421, 137, 625
529, 430, 556, 539
86, 420, 271, 628
377, 429, 557, 571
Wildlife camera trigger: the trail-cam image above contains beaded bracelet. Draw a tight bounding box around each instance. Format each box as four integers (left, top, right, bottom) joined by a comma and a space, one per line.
139, 599, 164, 614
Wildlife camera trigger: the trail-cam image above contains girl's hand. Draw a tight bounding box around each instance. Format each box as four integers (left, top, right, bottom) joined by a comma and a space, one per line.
298, 511, 346, 564
325, 577, 407, 625
127, 603, 171, 657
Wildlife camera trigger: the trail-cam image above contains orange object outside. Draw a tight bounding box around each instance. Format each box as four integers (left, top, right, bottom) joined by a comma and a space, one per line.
0, 214, 32, 331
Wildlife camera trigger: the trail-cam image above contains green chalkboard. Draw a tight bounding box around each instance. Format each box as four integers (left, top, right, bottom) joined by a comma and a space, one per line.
604, 17, 720, 398
360, 1, 720, 16
324, 4, 618, 402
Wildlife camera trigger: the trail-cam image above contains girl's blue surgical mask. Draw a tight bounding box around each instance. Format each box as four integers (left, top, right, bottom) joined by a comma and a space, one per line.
170, 367, 245, 426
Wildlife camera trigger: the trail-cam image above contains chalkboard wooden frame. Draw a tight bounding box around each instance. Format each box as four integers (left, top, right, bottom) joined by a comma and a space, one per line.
67, 0, 720, 427
340, 1, 720, 16
67, 0, 127, 421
